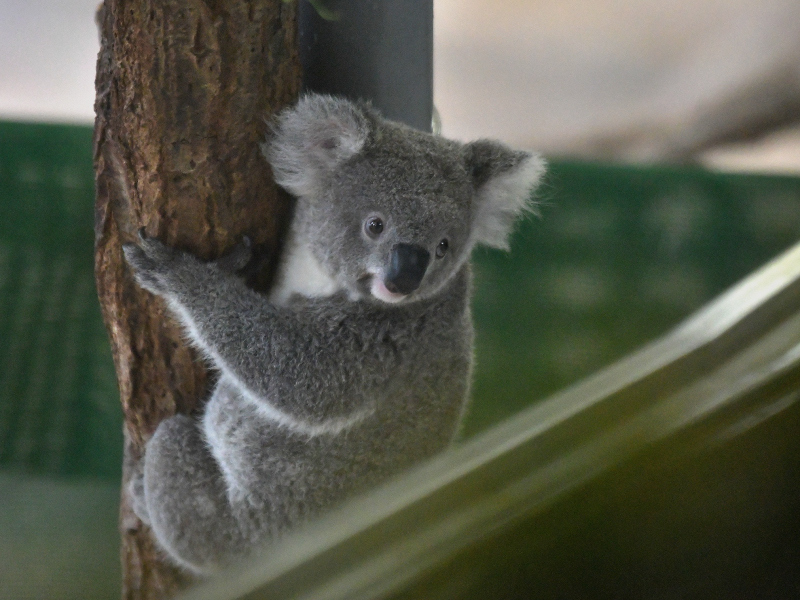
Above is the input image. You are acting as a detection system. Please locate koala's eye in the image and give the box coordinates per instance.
[436,238,449,259]
[365,216,384,238]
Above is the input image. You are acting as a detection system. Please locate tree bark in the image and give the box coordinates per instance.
[92,1,301,597]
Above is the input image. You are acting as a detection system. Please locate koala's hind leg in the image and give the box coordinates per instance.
[141,414,248,575]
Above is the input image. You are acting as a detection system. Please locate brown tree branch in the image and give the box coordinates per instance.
[93,1,301,597]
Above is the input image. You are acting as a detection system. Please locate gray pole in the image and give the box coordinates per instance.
[299,0,434,132]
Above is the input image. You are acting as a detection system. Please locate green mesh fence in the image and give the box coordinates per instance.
[0,122,121,480]
[2,121,800,477]
[467,162,800,434]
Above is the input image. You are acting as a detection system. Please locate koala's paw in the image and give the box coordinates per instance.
[212,235,253,274]
[122,229,181,297]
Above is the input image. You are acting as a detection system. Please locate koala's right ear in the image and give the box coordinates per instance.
[263,94,371,198]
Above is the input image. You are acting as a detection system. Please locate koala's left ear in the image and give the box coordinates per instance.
[463,140,546,250]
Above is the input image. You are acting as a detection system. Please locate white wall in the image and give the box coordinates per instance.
[1,0,799,172]
[0,0,99,123]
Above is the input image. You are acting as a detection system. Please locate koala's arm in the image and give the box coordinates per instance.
[123,234,385,427]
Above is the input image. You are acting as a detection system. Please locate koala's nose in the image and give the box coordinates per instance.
[385,243,431,295]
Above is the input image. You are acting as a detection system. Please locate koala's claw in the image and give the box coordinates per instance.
[123,233,179,296]
[122,242,155,274]
[123,243,164,294]
[214,236,253,273]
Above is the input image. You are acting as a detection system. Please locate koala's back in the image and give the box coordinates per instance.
[201,267,474,535]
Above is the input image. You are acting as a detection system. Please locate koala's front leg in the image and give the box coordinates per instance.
[124,232,374,427]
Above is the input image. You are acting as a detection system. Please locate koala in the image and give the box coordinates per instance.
[123,94,545,575]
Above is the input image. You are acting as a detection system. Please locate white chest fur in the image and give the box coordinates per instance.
[268,231,341,306]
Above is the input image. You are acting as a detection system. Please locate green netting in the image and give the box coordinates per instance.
[0,122,121,480]
[1,120,799,600]
[467,162,800,433]
[1,121,800,479]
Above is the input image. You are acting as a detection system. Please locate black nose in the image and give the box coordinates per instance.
[385,243,431,295]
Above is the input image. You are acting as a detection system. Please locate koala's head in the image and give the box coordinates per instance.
[265,94,545,304]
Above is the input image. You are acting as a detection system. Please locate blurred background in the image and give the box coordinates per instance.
[2,1,800,598]
[2,0,800,172]
[435,0,800,171]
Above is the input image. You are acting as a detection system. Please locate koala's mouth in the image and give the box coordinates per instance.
[372,278,408,303]
[358,273,408,304]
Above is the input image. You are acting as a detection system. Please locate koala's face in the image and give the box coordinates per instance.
[304,130,475,304]
[267,94,545,305]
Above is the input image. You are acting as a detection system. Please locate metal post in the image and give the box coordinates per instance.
[299,0,434,132]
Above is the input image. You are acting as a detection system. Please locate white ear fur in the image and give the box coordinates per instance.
[466,141,546,250]
[264,94,371,198]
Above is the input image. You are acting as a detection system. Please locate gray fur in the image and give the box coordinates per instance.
[123,94,545,575]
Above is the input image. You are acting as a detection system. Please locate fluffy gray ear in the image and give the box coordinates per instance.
[264,94,371,198]
[464,140,546,250]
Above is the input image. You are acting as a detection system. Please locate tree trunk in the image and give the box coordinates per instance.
[92,0,301,597]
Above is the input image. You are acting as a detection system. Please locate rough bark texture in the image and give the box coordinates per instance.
[92,1,301,597]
